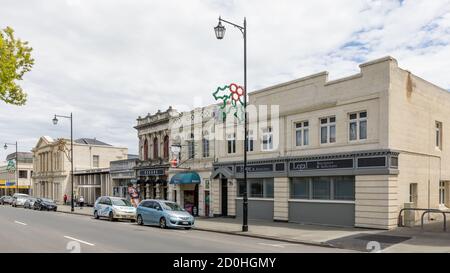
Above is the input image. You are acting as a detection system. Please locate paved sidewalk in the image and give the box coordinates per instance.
[56,205,450,252]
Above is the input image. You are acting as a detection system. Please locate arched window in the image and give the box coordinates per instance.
[188,133,195,159]
[163,135,169,159]
[202,131,210,158]
[153,137,159,159]
[143,138,148,160]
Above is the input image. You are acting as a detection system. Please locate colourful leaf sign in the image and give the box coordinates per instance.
[212,83,246,122]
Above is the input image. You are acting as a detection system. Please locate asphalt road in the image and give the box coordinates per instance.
[0,205,351,253]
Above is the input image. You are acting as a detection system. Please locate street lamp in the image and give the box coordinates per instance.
[214,16,249,232]
[4,141,19,194]
[53,113,74,212]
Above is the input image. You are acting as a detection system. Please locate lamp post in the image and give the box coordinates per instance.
[53,113,74,212]
[4,142,19,195]
[214,16,249,232]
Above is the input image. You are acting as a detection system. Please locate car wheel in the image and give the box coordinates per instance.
[137,215,144,225]
[108,211,116,222]
[130,219,136,223]
[94,210,99,219]
[159,217,167,229]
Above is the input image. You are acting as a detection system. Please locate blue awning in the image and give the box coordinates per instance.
[170,172,201,185]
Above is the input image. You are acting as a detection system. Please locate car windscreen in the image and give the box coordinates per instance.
[111,198,132,207]
[41,198,54,203]
[161,202,184,211]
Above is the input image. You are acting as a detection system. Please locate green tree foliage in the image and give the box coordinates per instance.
[0,26,34,105]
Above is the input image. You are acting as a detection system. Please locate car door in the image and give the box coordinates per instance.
[103,198,112,216]
[153,201,164,223]
[138,201,150,223]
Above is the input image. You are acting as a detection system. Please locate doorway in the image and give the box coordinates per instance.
[221,178,228,216]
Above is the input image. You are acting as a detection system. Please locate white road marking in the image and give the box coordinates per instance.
[64,236,95,246]
[14,221,27,226]
[257,243,297,248]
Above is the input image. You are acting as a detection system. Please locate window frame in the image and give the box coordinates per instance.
[227,133,236,154]
[409,183,418,206]
[349,111,368,142]
[261,127,273,151]
[295,121,309,147]
[289,176,355,202]
[436,121,443,150]
[320,117,336,144]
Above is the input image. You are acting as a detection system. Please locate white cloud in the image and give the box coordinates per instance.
[1,0,450,160]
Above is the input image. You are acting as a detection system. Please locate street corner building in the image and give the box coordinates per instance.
[211,56,450,229]
[0,152,33,195]
[31,136,128,204]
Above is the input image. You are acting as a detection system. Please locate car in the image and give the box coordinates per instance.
[0,196,13,205]
[33,198,57,211]
[23,197,37,209]
[136,199,195,229]
[93,196,136,222]
[12,193,30,207]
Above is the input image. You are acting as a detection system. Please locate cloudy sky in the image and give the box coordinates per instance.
[1,0,450,160]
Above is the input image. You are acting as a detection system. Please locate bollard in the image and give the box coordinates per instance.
[404,203,416,227]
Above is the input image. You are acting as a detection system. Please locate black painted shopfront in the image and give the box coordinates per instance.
[136,166,169,200]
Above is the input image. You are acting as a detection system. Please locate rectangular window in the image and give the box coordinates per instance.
[246,130,254,152]
[262,127,273,151]
[320,117,336,144]
[19,170,28,179]
[295,121,309,146]
[202,138,210,157]
[290,177,310,199]
[93,155,99,168]
[334,176,355,201]
[290,176,355,201]
[239,178,273,198]
[410,183,418,206]
[227,133,236,154]
[439,181,446,205]
[312,177,331,200]
[349,111,367,141]
[436,121,442,150]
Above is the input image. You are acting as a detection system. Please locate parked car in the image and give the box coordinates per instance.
[12,193,30,207]
[136,199,195,229]
[93,196,136,222]
[23,197,37,209]
[33,198,57,211]
[0,196,13,205]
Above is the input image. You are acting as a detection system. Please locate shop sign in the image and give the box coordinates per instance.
[138,168,165,176]
[290,159,354,171]
[236,164,273,173]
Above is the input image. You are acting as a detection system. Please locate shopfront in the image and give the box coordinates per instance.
[136,166,169,201]
[169,172,201,216]
[212,149,399,227]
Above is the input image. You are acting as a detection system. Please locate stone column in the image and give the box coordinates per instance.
[155,184,161,199]
[145,184,150,199]
[227,179,237,217]
[274,177,289,221]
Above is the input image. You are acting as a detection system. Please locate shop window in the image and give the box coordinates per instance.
[237,180,246,197]
[238,178,274,198]
[312,177,331,200]
[334,176,355,201]
[436,121,442,150]
[349,111,367,141]
[409,183,418,206]
[295,121,309,146]
[320,117,336,144]
[290,177,310,199]
[227,133,236,154]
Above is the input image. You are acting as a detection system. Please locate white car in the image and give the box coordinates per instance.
[12,193,30,207]
[93,196,136,222]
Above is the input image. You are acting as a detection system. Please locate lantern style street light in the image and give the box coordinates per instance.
[214,16,249,232]
[4,141,19,194]
[52,113,74,212]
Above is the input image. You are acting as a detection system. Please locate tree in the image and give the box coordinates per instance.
[0,26,34,105]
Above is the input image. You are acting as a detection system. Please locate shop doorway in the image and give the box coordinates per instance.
[204,191,210,217]
[221,178,228,216]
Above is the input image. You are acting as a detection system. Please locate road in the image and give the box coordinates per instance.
[0,205,352,253]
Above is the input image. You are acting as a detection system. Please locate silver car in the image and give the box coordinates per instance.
[24,197,37,209]
[93,196,136,222]
[12,193,30,207]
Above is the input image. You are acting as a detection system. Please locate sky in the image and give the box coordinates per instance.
[1,0,450,161]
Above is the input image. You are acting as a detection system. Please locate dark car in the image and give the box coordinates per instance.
[24,197,37,209]
[33,198,57,211]
[0,196,13,205]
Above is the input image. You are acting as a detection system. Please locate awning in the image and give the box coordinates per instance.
[170,172,201,185]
